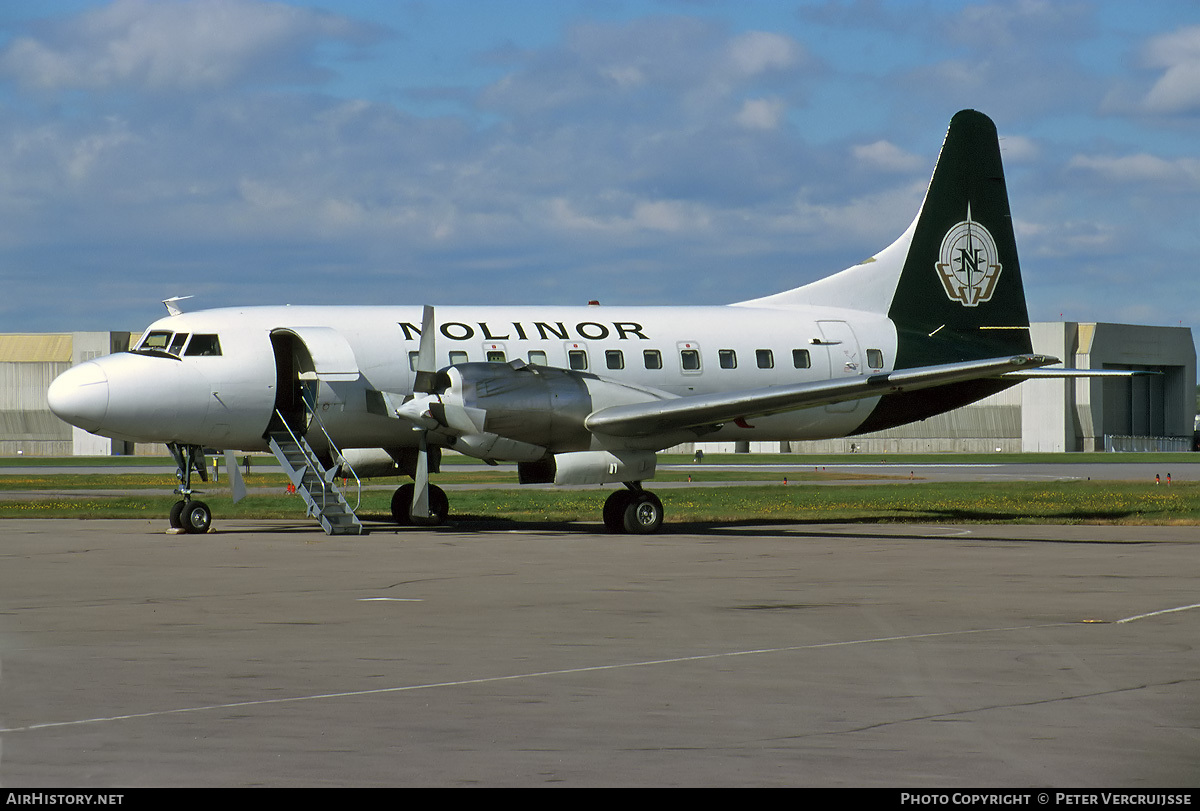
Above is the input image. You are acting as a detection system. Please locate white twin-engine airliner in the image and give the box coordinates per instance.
[48,110,1060,535]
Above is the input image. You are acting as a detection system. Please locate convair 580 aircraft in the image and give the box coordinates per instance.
[49,110,1060,535]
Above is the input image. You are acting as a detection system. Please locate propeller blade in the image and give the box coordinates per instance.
[411,430,431,519]
[413,305,439,394]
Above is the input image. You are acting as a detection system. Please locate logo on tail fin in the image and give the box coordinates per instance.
[935,204,1002,307]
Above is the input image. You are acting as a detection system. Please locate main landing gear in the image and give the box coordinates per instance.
[603,484,663,534]
[385,475,662,533]
[167,443,212,534]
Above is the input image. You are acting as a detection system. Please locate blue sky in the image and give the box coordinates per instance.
[2,0,1199,332]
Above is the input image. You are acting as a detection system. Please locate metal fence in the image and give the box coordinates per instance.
[1103,435,1193,452]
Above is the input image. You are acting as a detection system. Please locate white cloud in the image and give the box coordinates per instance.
[66,125,138,181]
[479,19,807,123]
[734,98,785,130]
[726,31,802,77]
[632,199,712,232]
[0,0,374,92]
[1018,218,1120,258]
[947,0,1092,47]
[779,180,928,248]
[1067,153,1200,186]
[1139,25,1200,114]
[546,195,713,236]
[602,65,645,88]
[997,134,1039,163]
[852,140,923,172]
[0,3,1196,333]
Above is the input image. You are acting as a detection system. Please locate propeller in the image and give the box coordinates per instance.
[401,305,438,522]
[393,305,490,523]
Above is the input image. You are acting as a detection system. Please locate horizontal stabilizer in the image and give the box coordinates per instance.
[586,354,1058,438]
[1003,368,1161,379]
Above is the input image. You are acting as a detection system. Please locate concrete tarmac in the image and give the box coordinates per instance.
[1,518,1198,787]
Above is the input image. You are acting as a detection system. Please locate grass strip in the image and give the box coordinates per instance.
[5,451,1199,468]
[5,480,1200,525]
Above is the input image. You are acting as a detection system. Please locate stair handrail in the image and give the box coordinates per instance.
[299,398,362,513]
[273,408,329,511]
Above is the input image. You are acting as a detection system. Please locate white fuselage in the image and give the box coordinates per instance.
[49,302,898,453]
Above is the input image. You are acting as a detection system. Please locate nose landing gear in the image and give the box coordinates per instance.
[168,443,212,534]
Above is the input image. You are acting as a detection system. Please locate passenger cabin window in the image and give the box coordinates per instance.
[756,349,774,369]
[605,349,624,370]
[486,350,506,363]
[568,349,588,371]
[449,351,468,365]
[680,349,701,371]
[643,350,663,370]
[528,350,547,365]
[184,334,222,356]
[866,349,884,369]
[408,351,420,371]
[718,349,737,369]
[793,349,811,369]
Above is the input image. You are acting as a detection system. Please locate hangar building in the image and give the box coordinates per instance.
[693,322,1196,455]
[2,321,1195,456]
[2,331,132,456]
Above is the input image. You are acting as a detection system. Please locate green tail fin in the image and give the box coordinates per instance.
[889,109,1032,368]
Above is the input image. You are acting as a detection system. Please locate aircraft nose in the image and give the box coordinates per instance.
[47,362,110,433]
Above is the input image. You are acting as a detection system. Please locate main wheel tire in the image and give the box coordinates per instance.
[411,484,449,526]
[182,500,212,534]
[622,492,663,535]
[603,490,635,533]
[392,483,449,526]
[429,485,449,523]
[391,484,414,525]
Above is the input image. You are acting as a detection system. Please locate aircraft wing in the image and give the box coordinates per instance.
[585,354,1058,438]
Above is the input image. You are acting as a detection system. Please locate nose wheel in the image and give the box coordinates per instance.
[170,498,212,534]
[603,486,663,534]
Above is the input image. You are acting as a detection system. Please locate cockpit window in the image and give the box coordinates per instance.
[140,331,173,351]
[184,334,222,356]
[135,330,216,358]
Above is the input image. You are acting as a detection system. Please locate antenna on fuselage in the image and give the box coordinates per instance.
[162,296,193,317]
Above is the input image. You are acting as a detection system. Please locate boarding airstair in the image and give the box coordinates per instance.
[267,410,364,536]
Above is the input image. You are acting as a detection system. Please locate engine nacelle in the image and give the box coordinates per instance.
[451,432,546,462]
[549,450,657,485]
[335,447,407,479]
[440,362,671,455]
